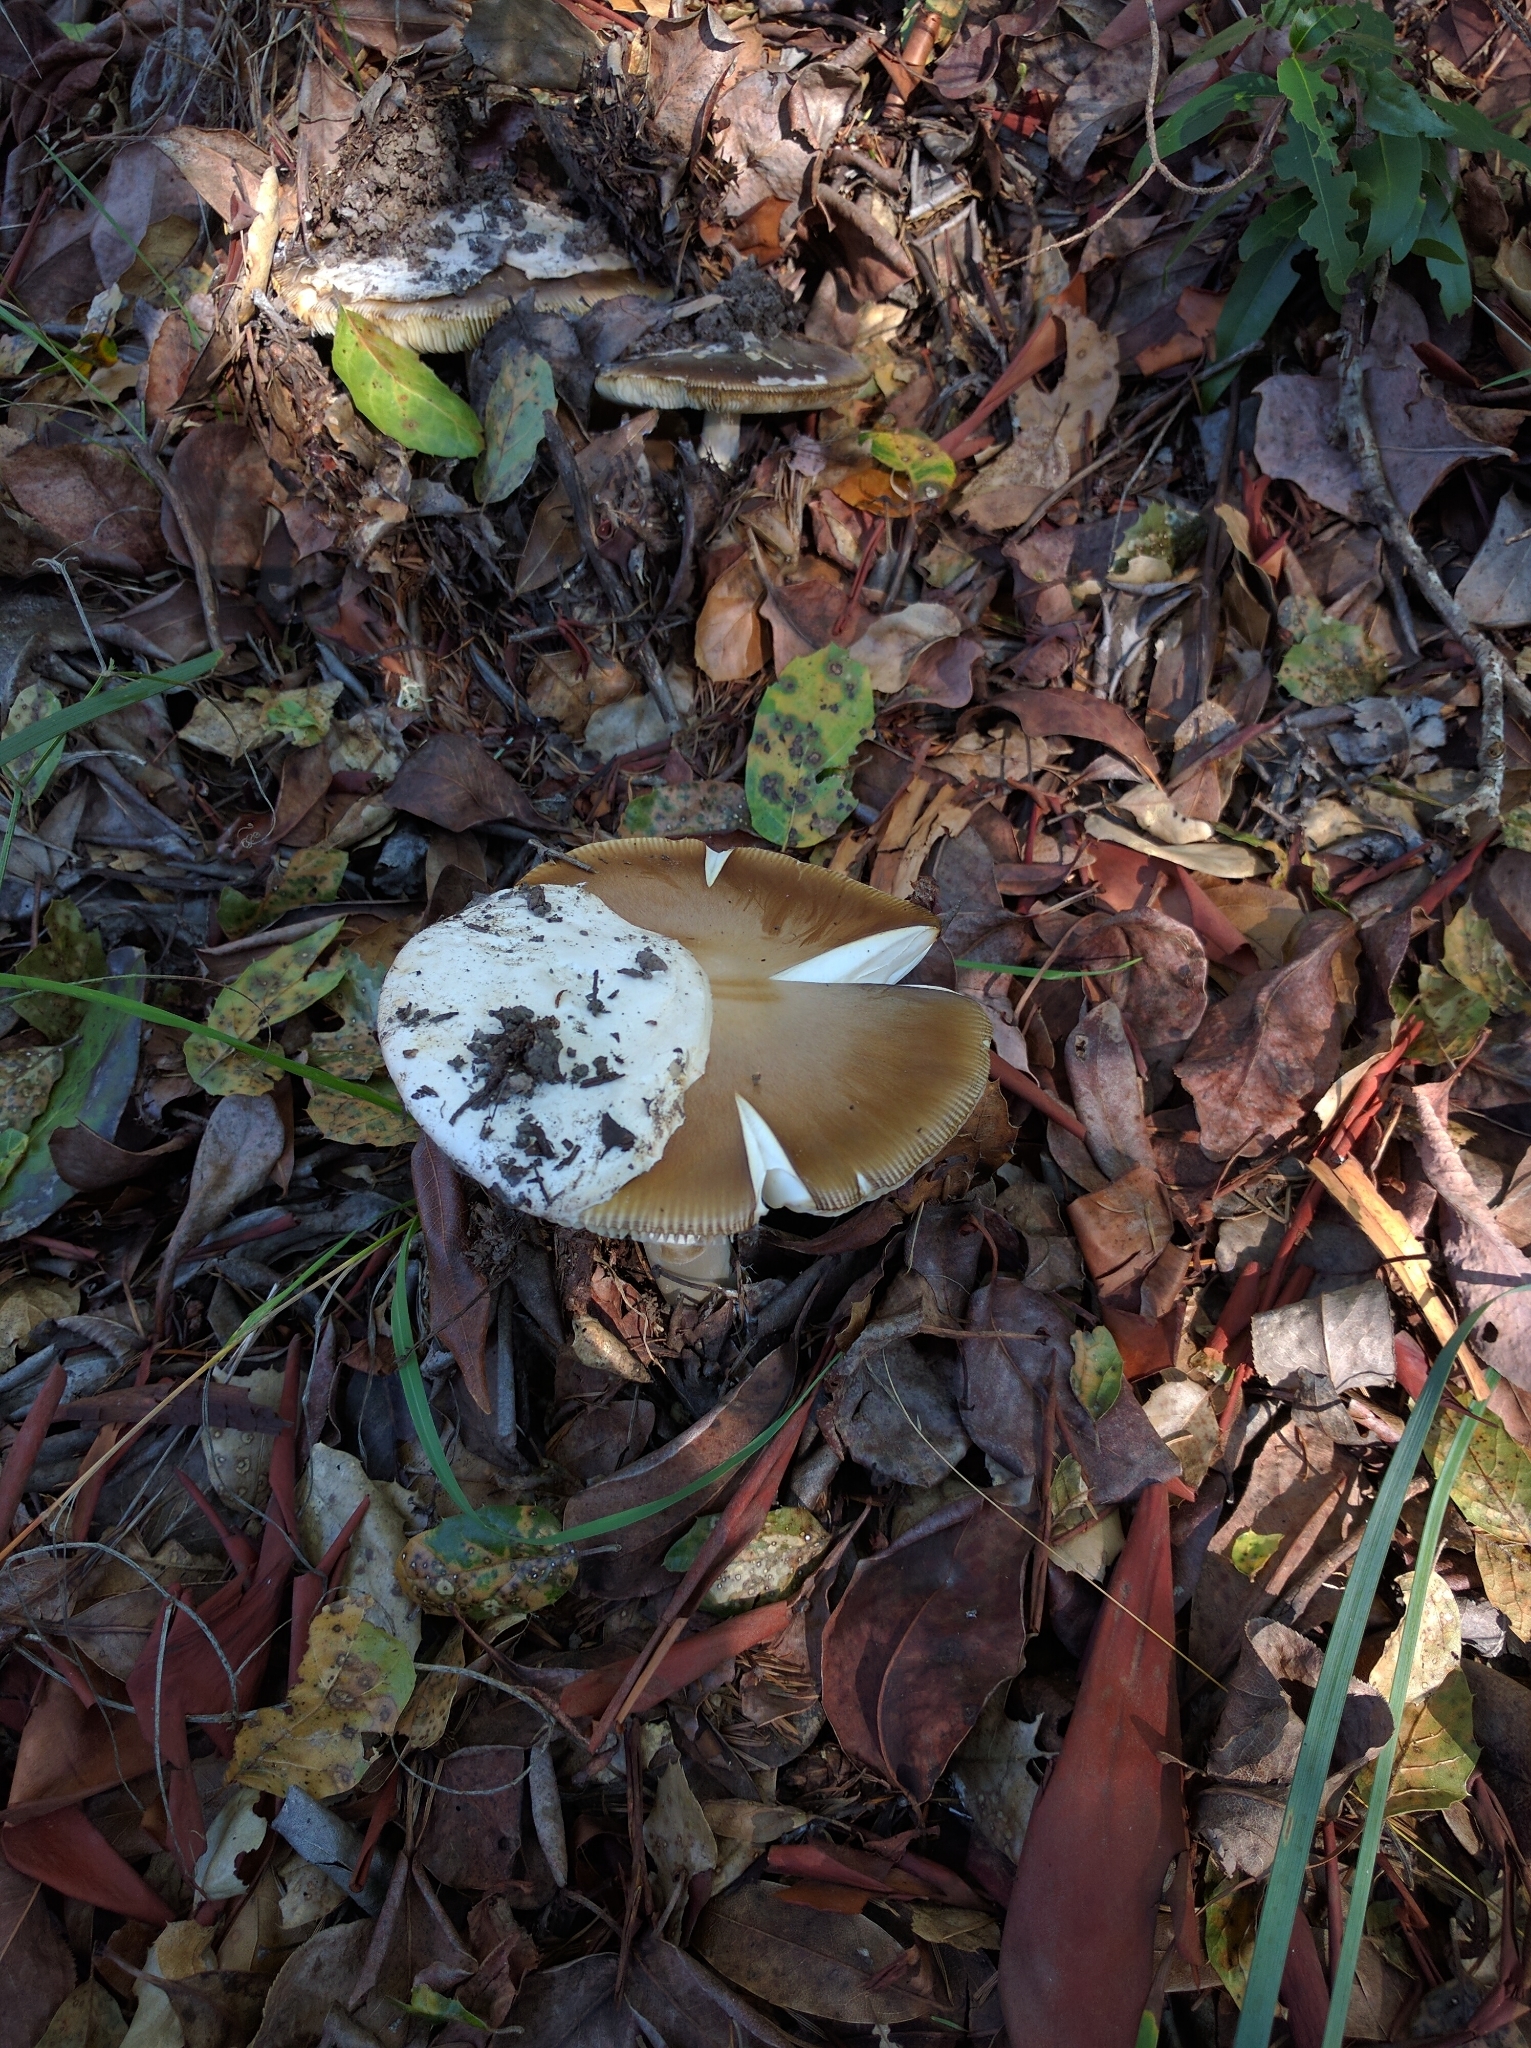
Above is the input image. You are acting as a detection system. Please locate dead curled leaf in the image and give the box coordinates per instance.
[1174,911,1356,1159]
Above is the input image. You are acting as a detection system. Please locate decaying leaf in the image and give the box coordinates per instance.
[231,1595,415,1798]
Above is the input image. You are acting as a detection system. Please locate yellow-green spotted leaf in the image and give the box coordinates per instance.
[1443,904,1531,1016]
[746,643,874,849]
[1070,1325,1123,1419]
[1358,1667,1478,1814]
[3,683,65,801]
[1230,1529,1283,1579]
[219,847,348,943]
[12,900,106,1044]
[306,1074,416,1147]
[1402,963,1491,1063]
[858,427,956,503]
[331,308,484,459]
[1432,1404,1531,1637]
[186,919,346,1097]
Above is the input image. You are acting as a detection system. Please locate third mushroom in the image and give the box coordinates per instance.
[377,839,991,1288]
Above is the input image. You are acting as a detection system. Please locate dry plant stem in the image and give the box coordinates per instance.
[541,410,680,730]
[136,449,226,657]
[1486,0,1531,65]
[1337,348,1527,825]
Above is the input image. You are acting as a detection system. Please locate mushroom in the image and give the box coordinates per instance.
[274,197,653,352]
[594,338,865,467]
[377,839,990,1288]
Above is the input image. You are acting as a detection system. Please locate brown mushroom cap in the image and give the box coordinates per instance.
[521,838,991,1239]
[594,338,866,417]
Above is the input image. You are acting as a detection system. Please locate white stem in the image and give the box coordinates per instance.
[699,412,742,467]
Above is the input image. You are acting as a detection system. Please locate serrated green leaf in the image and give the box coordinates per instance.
[1069,1326,1123,1420]
[475,347,554,504]
[1277,54,1338,148]
[745,643,875,849]
[1276,593,1387,704]
[331,308,484,459]
[1275,127,1358,294]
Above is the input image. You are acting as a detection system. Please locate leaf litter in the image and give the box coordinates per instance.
[5,0,1531,2045]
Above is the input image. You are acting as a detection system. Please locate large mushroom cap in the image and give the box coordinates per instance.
[274,198,646,350]
[594,338,865,417]
[518,839,991,1239]
[377,885,711,1222]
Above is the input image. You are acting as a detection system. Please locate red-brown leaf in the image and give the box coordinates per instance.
[412,1136,493,1411]
[1000,1483,1184,2048]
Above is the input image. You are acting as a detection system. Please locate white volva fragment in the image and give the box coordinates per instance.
[377,887,710,1226]
[703,847,732,887]
[735,1096,813,1213]
[770,925,936,986]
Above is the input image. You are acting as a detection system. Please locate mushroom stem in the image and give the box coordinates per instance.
[642,1235,734,1301]
[698,412,742,467]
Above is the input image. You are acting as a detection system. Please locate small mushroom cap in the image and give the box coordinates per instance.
[376,886,711,1225]
[522,839,992,1240]
[594,339,866,417]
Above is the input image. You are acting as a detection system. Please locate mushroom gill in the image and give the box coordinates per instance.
[521,839,992,1240]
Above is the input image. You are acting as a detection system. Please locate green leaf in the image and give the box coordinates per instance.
[331,308,484,459]
[1214,235,1305,367]
[1069,1326,1123,1420]
[474,347,554,504]
[1276,54,1338,149]
[1239,190,1314,258]
[1277,593,1387,704]
[1275,127,1358,294]
[1130,74,1281,176]
[1361,64,1452,137]
[0,948,146,1241]
[1417,180,1473,317]
[1353,132,1424,268]
[746,643,875,849]
[185,919,348,1096]
[1206,1878,1260,2005]
[1431,94,1531,170]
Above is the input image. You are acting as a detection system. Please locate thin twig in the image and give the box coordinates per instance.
[541,411,680,731]
[134,448,227,659]
[1336,300,1531,825]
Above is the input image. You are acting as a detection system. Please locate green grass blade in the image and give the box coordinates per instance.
[0,973,400,1111]
[0,659,218,776]
[391,1222,483,1521]
[1232,1305,1487,2046]
[1319,1368,1499,2047]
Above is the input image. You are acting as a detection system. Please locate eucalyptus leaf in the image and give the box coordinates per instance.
[331,308,484,459]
